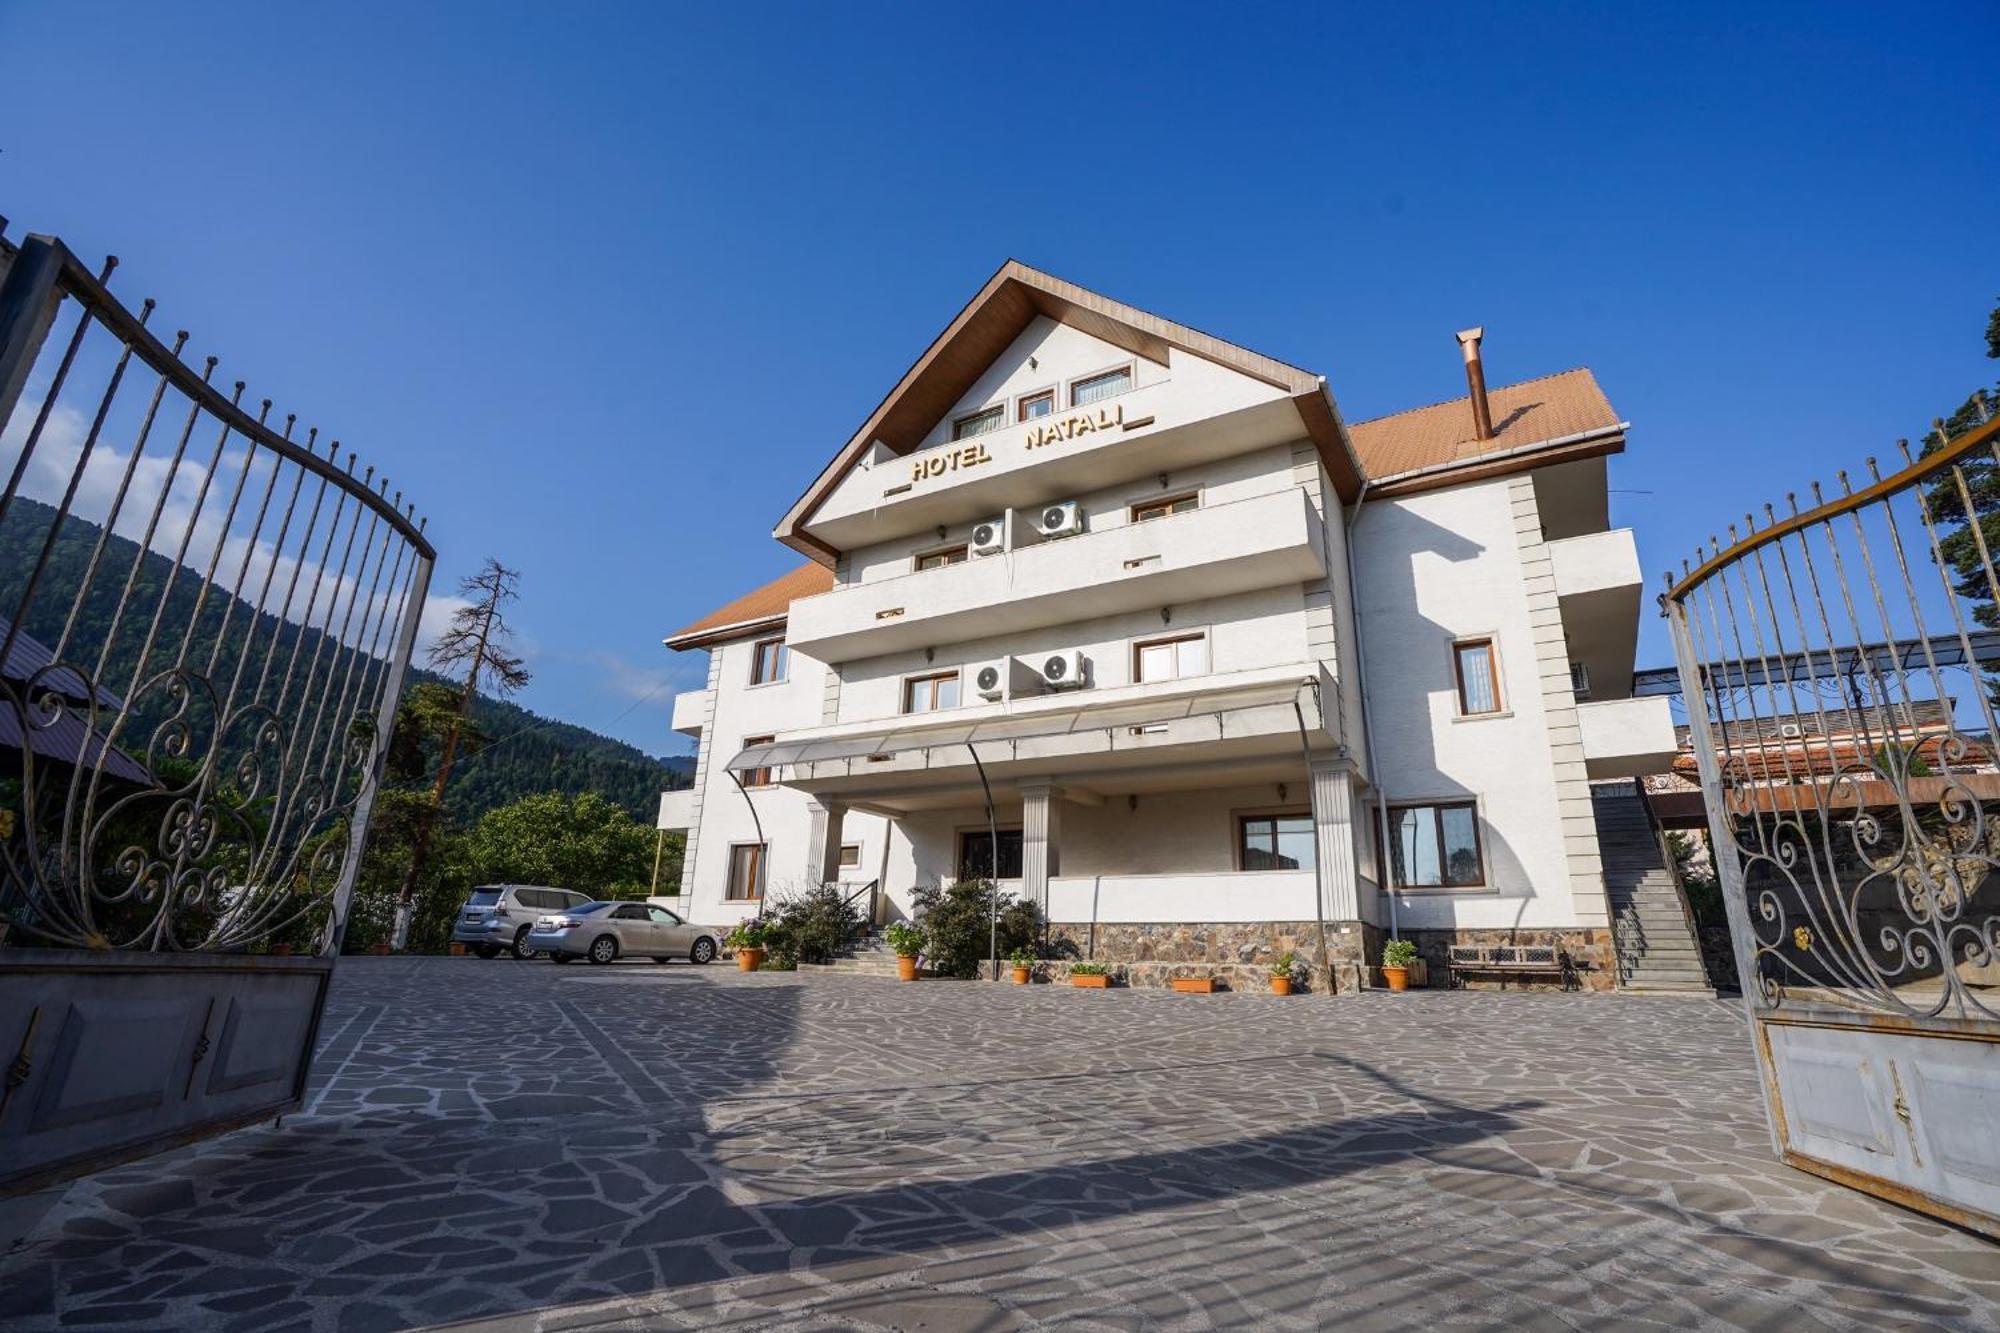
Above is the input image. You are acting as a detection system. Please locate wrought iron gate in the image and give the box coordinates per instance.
[1664,408,2000,1237]
[0,228,432,1191]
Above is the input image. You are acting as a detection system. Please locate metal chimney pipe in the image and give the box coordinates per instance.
[1456,326,1493,441]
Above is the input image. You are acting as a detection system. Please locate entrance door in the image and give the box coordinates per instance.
[1664,410,2000,1237]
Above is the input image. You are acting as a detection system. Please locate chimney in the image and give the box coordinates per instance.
[1456,326,1493,441]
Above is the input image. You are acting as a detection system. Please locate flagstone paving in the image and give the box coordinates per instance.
[2,956,1996,1331]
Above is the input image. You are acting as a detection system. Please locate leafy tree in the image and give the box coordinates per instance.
[1917,299,2000,641]
[394,558,530,945]
[461,791,658,899]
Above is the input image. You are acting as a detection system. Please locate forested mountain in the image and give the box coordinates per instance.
[0,497,687,820]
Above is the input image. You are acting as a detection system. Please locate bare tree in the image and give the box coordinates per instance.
[391,558,529,949]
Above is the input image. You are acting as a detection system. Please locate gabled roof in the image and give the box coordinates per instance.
[664,562,832,651]
[1347,368,1625,495]
[774,260,1364,565]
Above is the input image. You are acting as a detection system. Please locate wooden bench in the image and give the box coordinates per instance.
[1447,945,1571,990]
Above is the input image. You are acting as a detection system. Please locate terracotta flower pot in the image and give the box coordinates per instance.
[272,942,294,957]
[896,955,919,981]
[370,942,390,956]
[1011,966,1030,985]
[737,947,764,972]
[1170,977,1215,994]
[1383,965,1410,993]
[1270,976,1292,997]
[1071,974,1109,988]
[448,942,466,957]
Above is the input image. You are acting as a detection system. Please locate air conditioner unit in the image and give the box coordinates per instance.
[1778,722,1805,740]
[970,517,1007,556]
[1039,650,1089,690]
[1568,661,1591,700]
[1035,501,1083,539]
[971,657,1037,701]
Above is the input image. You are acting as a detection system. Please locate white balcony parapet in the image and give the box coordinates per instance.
[657,788,696,831]
[670,689,710,739]
[1548,527,1643,700]
[787,487,1325,663]
[1576,695,1677,779]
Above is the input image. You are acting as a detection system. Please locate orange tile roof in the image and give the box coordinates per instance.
[1347,368,1621,479]
[666,562,833,648]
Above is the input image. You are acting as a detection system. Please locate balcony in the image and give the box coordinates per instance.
[1576,695,1677,779]
[670,689,709,739]
[657,788,696,830]
[786,487,1325,663]
[1548,527,1643,699]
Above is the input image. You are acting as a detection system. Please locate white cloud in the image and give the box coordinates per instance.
[589,650,681,703]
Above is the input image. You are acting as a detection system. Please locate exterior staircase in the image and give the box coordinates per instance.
[793,929,908,978]
[1593,782,1717,996]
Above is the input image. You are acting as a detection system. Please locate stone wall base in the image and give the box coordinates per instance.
[1037,920,1613,993]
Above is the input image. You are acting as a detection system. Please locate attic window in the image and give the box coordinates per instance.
[952,406,1004,441]
[1071,366,1132,407]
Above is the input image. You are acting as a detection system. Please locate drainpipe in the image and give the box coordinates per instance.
[1342,479,1401,943]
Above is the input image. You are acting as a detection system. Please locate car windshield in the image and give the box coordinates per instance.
[468,890,502,906]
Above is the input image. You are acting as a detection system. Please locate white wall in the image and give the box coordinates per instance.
[1350,476,1579,932]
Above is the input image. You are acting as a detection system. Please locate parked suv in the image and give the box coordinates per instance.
[453,884,593,959]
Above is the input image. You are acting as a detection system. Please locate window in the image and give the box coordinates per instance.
[838,843,863,869]
[1387,802,1485,889]
[915,545,968,571]
[1134,633,1207,684]
[611,903,647,920]
[959,828,1023,880]
[1239,813,1316,872]
[1071,366,1132,407]
[902,670,960,714]
[952,405,1004,440]
[740,735,775,788]
[726,843,766,900]
[1017,389,1054,421]
[751,637,788,685]
[1453,638,1501,715]
[1132,493,1198,523]
[647,905,683,926]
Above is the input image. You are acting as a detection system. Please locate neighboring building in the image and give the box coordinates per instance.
[659,262,1675,989]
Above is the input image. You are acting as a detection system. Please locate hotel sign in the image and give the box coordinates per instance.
[909,440,993,483]
[903,403,1146,488]
[1026,403,1123,449]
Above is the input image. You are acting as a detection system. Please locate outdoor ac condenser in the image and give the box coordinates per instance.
[972,657,1037,701]
[1035,501,1083,538]
[970,517,1007,556]
[1039,650,1089,690]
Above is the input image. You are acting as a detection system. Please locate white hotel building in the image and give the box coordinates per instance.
[657,262,1678,990]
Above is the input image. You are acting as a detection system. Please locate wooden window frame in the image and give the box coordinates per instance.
[956,825,1025,881]
[1132,630,1209,685]
[749,637,788,686]
[1234,809,1316,873]
[1383,800,1487,890]
[739,734,776,789]
[901,669,961,715]
[1452,636,1502,716]
[1131,492,1199,523]
[913,544,969,572]
[725,842,767,901]
[1016,388,1055,422]
[1068,362,1135,409]
[951,404,1004,441]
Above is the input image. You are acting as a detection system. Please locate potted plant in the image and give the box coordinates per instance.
[886,921,925,980]
[1007,946,1035,985]
[1381,938,1419,992]
[1269,951,1297,997]
[1170,973,1217,994]
[1069,961,1111,989]
[727,919,768,972]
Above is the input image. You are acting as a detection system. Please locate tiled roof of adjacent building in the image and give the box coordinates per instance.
[665,562,833,648]
[1346,368,1621,480]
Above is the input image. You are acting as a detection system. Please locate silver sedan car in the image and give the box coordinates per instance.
[527,901,721,966]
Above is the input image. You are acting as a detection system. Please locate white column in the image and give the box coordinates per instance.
[1020,781,1062,916]
[1308,759,1363,922]
[804,798,847,888]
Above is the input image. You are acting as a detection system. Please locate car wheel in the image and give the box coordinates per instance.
[549,952,572,964]
[472,944,499,959]
[690,937,715,965]
[512,927,539,961]
[587,935,618,965]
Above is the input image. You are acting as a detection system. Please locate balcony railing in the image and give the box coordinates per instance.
[786,487,1326,663]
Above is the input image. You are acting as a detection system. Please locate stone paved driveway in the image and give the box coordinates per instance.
[2,958,1997,1331]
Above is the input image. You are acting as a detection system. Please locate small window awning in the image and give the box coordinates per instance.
[725,674,1321,775]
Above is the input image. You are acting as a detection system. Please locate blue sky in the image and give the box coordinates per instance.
[3,2,1995,756]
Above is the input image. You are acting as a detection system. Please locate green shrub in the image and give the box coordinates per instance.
[1007,946,1036,967]
[1269,950,1298,979]
[884,920,925,957]
[1069,961,1109,977]
[760,881,861,967]
[1382,938,1419,969]
[910,878,1043,978]
[726,919,768,949]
